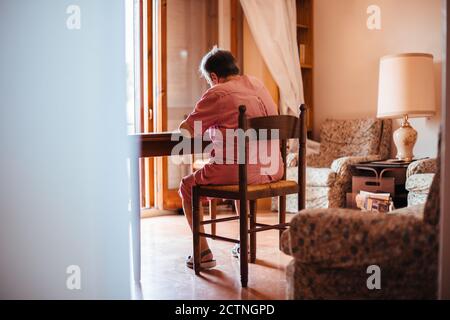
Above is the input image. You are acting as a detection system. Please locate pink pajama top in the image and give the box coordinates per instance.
[183,75,284,187]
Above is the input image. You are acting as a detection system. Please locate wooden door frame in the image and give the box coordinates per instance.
[154,0,168,209]
[138,0,146,208]
[137,0,155,209]
[155,0,226,210]
[145,0,155,208]
[230,0,243,69]
[440,0,450,300]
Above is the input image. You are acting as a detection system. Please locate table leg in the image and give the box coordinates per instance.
[130,156,141,283]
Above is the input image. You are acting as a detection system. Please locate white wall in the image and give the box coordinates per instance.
[314,0,442,158]
[0,0,133,299]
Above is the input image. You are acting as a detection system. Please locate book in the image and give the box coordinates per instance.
[299,44,306,65]
[355,191,394,213]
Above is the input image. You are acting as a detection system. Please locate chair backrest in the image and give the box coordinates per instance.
[237,104,307,210]
[319,118,392,162]
[424,132,441,226]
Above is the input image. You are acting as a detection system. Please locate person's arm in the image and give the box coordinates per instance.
[178,120,194,137]
[178,91,220,138]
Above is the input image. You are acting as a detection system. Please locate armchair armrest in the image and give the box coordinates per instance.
[407,158,437,178]
[330,155,381,177]
[287,153,330,168]
[281,207,437,268]
[287,139,322,168]
[305,153,324,168]
[287,153,298,168]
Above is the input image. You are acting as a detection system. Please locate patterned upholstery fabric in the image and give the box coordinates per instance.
[407,158,437,178]
[289,167,338,210]
[312,118,392,168]
[408,193,429,207]
[282,205,430,267]
[305,167,336,187]
[406,174,435,194]
[273,118,391,211]
[406,173,435,206]
[424,143,441,227]
[405,158,437,207]
[281,134,441,300]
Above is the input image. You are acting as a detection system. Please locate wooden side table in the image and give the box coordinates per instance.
[348,160,413,209]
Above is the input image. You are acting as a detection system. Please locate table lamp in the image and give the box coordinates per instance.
[377,53,436,162]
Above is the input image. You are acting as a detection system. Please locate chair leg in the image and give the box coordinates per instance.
[278,195,286,250]
[192,187,201,275]
[209,199,217,239]
[239,200,248,287]
[249,200,257,263]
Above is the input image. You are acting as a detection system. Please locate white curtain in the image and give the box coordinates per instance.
[240,0,304,115]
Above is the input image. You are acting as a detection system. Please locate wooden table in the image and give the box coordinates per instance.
[348,160,414,209]
[129,132,211,283]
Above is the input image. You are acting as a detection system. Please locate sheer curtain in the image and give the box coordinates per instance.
[240,0,304,116]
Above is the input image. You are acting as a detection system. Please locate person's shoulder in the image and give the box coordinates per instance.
[241,75,264,88]
[200,75,265,100]
[199,86,223,102]
[201,83,231,99]
[243,75,263,86]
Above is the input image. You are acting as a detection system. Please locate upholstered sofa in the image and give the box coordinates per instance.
[281,139,441,299]
[406,158,437,206]
[273,118,392,211]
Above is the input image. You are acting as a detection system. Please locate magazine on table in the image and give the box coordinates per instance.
[355,191,395,213]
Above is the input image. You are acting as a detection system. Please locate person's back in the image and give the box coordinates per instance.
[186,74,282,177]
[178,48,283,269]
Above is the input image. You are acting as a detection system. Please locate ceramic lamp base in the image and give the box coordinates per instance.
[393,116,417,162]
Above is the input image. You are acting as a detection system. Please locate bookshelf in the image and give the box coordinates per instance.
[297,0,313,134]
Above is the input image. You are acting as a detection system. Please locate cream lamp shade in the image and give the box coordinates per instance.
[377,53,436,161]
[377,53,436,119]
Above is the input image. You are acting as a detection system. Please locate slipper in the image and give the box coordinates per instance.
[231,244,250,258]
[186,249,217,270]
[231,244,240,258]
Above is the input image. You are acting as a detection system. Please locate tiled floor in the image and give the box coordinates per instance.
[140,208,293,300]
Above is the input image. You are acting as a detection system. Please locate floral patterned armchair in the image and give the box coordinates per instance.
[273,118,392,211]
[406,158,437,206]
[281,136,441,299]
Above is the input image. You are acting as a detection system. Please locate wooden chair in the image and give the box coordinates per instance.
[191,157,219,237]
[192,104,307,287]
